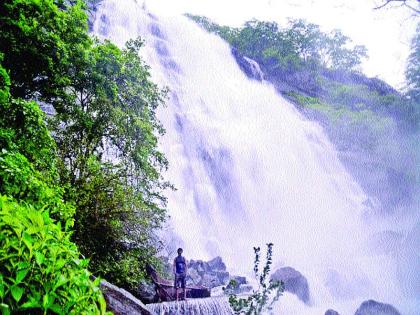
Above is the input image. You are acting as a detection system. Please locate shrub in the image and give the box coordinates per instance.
[0,195,108,314]
[224,243,284,315]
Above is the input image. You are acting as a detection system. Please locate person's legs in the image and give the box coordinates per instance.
[181,275,186,300]
[174,275,179,301]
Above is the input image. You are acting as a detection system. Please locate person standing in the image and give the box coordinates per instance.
[173,248,187,301]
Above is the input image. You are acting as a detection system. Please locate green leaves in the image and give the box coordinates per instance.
[189,15,367,73]
[15,268,29,284]
[0,195,108,313]
[10,286,24,302]
[0,0,90,100]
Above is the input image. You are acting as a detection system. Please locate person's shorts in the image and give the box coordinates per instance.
[174,273,186,289]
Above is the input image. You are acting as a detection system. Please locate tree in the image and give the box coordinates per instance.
[406,23,420,101]
[0,0,90,100]
[49,38,170,290]
[324,30,368,70]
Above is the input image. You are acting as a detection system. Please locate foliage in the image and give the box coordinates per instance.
[0,60,74,224]
[224,244,284,315]
[0,149,75,224]
[0,98,58,179]
[1,0,170,293]
[0,195,108,314]
[0,0,90,100]
[188,15,368,73]
[0,54,105,313]
[47,37,170,291]
[188,14,418,132]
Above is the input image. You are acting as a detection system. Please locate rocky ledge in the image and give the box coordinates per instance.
[100,280,152,315]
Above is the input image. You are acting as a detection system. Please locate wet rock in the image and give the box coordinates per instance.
[271,267,310,304]
[325,309,340,315]
[208,256,227,271]
[188,268,202,286]
[354,300,401,315]
[186,256,230,288]
[135,280,158,304]
[100,280,151,314]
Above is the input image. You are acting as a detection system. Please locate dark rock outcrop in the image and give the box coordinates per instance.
[354,300,401,315]
[100,280,152,315]
[271,266,310,304]
[187,256,230,288]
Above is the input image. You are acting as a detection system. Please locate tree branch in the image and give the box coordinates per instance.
[373,0,420,14]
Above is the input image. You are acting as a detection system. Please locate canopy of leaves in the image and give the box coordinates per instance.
[187,15,368,72]
[0,0,90,100]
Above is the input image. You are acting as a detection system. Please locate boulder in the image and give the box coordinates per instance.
[135,280,158,304]
[100,280,152,315]
[325,309,340,315]
[271,267,310,304]
[186,257,230,288]
[214,270,230,285]
[186,268,202,286]
[201,273,222,288]
[354,300,401,315]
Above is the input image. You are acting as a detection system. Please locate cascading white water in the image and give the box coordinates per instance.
[92,1,418,313]
[147,298,234,315]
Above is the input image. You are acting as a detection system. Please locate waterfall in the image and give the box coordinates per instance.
[147,298,234,315]
[91,1,418,314]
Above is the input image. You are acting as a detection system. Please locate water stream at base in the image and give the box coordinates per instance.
[147,298,233,315]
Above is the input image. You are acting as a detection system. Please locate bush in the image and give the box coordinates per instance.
[224,243,284,315]
[0,148,75,224]
[0,195,108,314]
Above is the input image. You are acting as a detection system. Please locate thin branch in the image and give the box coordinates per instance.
[373,0,420,14]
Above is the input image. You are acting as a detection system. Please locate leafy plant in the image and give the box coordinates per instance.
[225,243,284,315]
[0,195,108,314]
